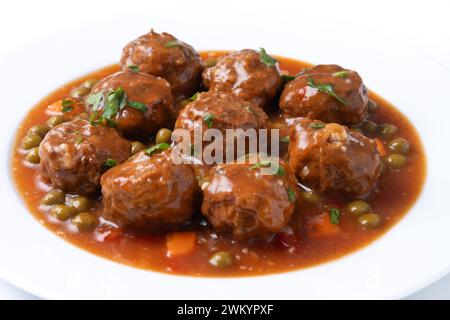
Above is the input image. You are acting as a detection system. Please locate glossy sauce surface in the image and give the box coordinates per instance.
[11,51,426,276]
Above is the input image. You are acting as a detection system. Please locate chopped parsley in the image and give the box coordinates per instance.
[75,135,83,144]
[128,101,148,112]
[329,208,340,225]
[259,48,277,67]
[281,74,296,82]
[307,77,348,105]
[61,99,74,113]
[164,40,180,48]
[189,92,200,101]
[86,92,103,110]
[203,113,215,128]
[333,70,348,78]
[251,160,285,177]
[128,65,140,72]
[104,158,117,168]
[309,123,326,129]
[287,187,296,203]
[250,160,272,170]
[280,136,290,143]
[245,106,255,114]
[86,87,148,126]
[145,142,170,155]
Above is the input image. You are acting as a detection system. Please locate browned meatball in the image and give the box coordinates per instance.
[120,30,204,100]
[89,71,173,139]
[202,49,282,109]
[288,118,381,197]
[280,65,368,125]
[39,120,131,195]
[100,149,200,229]
[174,91,269,162]
[201,158,298,240]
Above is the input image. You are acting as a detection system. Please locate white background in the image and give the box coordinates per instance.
[0,0,449,299]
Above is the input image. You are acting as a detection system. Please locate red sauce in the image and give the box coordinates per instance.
[11,51,426,276]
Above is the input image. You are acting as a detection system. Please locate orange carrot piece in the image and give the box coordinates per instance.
[47,98,83,115]
[374,138,387,156]
[307,213,341,238]
[47,99,64,113]
[166,231,197,257]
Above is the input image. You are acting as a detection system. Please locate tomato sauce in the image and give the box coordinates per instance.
[11,52,426,276]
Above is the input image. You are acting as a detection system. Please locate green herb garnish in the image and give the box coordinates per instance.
[309,123,326,129]
[287,187,296,203]
[61,99,74,113]
[75,135,83,144]
[164,40,180,48]
[333,71,348,78]
[203,113,215,128]
[329,208,340,224]
[86,92,103,110]
[245,106,255,114]
[281,74,296,82]
[259,48,277,67]
[250,160,272,170]
[280,136,290,143]
[145,142,170,155]
[307,77,348,105]
[128,65,140,72]
[128,101,148,112]
[104,158,117,168]
[189,92,200,101]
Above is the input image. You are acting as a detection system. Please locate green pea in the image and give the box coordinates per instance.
[71,212,99,230]
[70,86,90,99]
[367,100,378,112]
[209,251,233,268]
[131,141,146,155]
[28,124,50,138]
[22,134,42,150]
[379,124,398,138]
[41,190,66,206]
[388,138,410,155]
[81,79,98,90]
[361,120,378,134]
[47,115,67,127]
[300,191,320,204]
[25,147,40,164]
[358,213,381,228]
[50,205,78,221]
[386,154,407,169]
[347,200,370,216]
[67,196,92,213]
[155,128,173,144]
[204,58,218,68]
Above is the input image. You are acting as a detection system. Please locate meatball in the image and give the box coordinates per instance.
[288,118,381,197]
[39,120,131,195]
[89,71,173,139]
[101,149,200,229]
[174,91,269,162]
[202,49,282,109]
[280,64,368,125]
[201,158,298,240]
[120,30,204,100]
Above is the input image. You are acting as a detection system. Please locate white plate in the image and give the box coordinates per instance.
[1,11,450,299]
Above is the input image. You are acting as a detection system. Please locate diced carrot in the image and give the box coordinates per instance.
[374,138,387,156]
[166,231,197,257]
[306,213,341,238]
[47,98,84,115]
